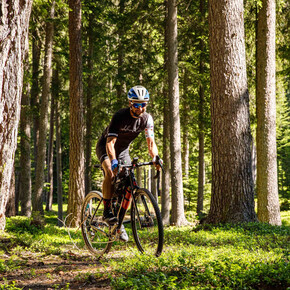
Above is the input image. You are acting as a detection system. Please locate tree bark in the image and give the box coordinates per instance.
[116,0,126,100]
[151,167,158,201]
[162,98,171,225]
[0,0,33,230]
[30,21,41,169]
[167,0,187,226]
[207,0,257,223]
[5,166,16,217]
[197,1,205,214]
[256,0,281,225]
[33,0,55,214]
[54,64,63,227]
[182,69,190,180]
[19,54,32,217]
[46,93,54,211]
[161,0,171,226]
[67,0,85,227]
[85,15,93,196]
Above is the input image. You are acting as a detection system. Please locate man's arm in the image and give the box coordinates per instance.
[147,137,161,170]
[146,137,158,159]
[106,136,117,161]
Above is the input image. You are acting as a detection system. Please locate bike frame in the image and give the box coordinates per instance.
[112,159,154,234]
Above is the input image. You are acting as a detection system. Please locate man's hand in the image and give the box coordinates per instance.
[152,155,163,171]
[111,159,119,175]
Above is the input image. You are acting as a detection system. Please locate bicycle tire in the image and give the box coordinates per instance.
[81,191,112,258]
[131,188,164,256]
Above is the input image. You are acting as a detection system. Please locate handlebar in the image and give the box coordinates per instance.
[118,157,164,179]
[94,156,164,179]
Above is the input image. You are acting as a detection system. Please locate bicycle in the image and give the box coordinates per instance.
[81,156,164,259]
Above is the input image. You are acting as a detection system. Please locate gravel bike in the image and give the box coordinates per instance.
[81,157,164,259]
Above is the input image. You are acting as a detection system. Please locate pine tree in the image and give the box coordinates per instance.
[256,0,281,225]
[207,0,257,223]
[0,0,33,230]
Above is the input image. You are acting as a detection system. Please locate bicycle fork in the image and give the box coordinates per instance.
[111,187,132,237]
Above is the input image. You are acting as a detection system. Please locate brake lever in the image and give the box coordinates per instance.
[153,157,164,179]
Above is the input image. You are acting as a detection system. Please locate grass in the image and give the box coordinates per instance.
[0,206,289,289]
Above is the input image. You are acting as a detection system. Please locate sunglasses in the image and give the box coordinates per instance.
[132,102,147,108]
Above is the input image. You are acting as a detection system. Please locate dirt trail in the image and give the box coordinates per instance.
[0,249,112,289]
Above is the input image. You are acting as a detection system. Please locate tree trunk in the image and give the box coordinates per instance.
[182,69,190,180]
[5,166,16,217]
[31,23,41,170]
[67,0,85,227]
[55,68,63,227]
[167,0,187,226]
[46,93,55,211]
[0,0,33,230]
[207,0,257,223]
[137,166,142,187]
[19,54,32,217]
[197,1,205,214]
[162,98,171,225]
[256,0,281,225]
[85,15,93,196]
[151,167,158,201]
[161,1,171,226]
[33,0,55,214]
[116,0,126,100]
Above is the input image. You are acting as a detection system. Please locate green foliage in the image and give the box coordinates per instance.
[0,280,23,290]
[109,222,290,289]
[1,208,289,288]
[1,213,83,264]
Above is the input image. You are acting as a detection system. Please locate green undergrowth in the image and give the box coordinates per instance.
[108,222,290,289]
[0,210,84,260]
[1,209,289,289]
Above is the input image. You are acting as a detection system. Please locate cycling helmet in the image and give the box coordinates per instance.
[128,85,150,102]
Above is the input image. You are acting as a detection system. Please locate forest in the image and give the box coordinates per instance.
[0,0,289,289]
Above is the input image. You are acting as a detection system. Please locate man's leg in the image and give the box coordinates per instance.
[101,159,117,224]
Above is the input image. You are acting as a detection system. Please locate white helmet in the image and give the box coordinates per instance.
[128,85,150,102]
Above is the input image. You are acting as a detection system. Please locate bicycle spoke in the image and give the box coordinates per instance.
[131,189,163,256]
[81,191,112,258]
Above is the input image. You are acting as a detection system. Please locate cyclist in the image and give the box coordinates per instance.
[96,85,161,242]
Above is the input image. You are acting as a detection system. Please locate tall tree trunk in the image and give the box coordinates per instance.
[0,0,33,230]
[46,94,55,211]
[54,65,63,227]
[5,166,16,217]
[167,0,187,226]
[162,98,171,225]
[182,69,190,180]
[67,0,85,227]
[85,15,93,196]
[161,0,171,226]
[207,0,257,223]
[31,23,41,170]
[116,0,125,100]
[33,0,55,214]
[151,167,157,201]
[19,54,32,217]
[197,1,205,214]
[256,0,281,225]
[137,166,142,187]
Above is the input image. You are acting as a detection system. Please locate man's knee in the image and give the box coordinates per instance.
[102,159,114,181]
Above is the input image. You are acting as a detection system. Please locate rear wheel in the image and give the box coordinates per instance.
[131,188,164,256]
[81,191,112,258]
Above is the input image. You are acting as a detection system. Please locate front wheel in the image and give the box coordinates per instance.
[81,191,112,258]
[131,188,164,256]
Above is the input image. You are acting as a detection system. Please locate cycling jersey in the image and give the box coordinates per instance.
[96,107,154,164]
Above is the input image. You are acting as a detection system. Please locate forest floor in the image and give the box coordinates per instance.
[1,210,289,290]
[0,245,112,289]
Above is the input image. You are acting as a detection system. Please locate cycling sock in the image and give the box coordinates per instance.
[103,198,111,211]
